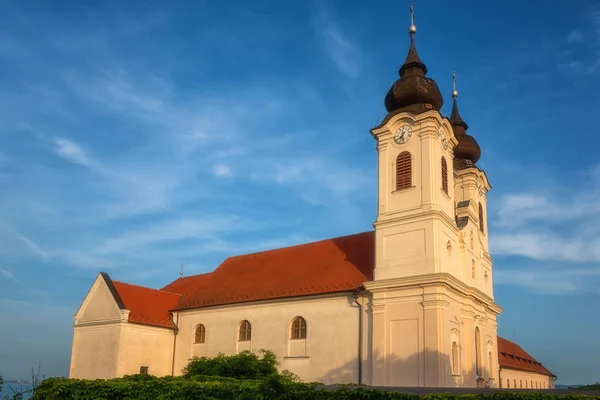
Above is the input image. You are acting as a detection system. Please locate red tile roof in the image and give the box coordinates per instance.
[160,273,212,298]
[498,336,555,377]
[111,281,182,329]
[170,231,374,311]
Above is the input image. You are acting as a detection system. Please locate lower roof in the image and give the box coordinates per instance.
[497,336,555,377]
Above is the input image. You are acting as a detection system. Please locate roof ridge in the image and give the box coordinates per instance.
[113,280,182,297]
[224,230,374,261]
[163,271,212,283]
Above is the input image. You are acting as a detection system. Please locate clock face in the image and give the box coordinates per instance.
[393,125,412,144]
[440,131,449,150]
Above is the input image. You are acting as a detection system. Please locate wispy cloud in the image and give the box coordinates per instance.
[0,268,18,282]
[495,267,600,295]
[312,7,362,78]
[567,30,585,43]
[490,162,600,294]
[55,138,95,168]
[212,164,232,178]
[15,233,50,261]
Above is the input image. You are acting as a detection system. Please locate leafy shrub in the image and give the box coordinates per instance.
[182,349,291,381]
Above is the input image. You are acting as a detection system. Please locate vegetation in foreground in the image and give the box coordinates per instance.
[17,351,600,399]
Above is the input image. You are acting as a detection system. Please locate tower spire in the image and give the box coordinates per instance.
[399,2,427,76]
[449,72,481,168]
[384,3,442,114]
[450,72,468,130]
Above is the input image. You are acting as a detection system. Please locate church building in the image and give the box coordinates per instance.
[69,6,556,389]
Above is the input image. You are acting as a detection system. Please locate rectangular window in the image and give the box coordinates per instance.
[139,366,149,374]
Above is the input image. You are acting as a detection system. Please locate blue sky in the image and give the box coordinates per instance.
[1,0,599,385]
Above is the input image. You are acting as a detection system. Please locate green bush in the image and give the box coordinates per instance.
[182,349,291,381]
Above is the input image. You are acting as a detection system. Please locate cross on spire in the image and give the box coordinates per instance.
[408,3,417,35]
[452,71,458,98]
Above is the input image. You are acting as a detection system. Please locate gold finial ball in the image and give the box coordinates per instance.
[452,89,459,98]
[409,24,417,34]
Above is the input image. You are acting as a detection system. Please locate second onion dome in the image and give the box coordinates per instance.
[450,75,481,169]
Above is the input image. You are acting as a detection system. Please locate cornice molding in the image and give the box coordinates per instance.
[375,208,458,233]
[422,299,450,310]
[364,273,502,315]
[74,318,123,328]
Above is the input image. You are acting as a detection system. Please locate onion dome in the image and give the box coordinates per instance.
[450,74,481,169]
[384,5,443,115]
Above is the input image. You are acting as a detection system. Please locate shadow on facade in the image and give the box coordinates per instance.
[317,349,486,388]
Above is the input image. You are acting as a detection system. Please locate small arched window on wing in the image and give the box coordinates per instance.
[194,324,206,344]
[290,316,307,340]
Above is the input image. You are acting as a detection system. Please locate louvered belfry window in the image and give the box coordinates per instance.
[478,202,484,233]
[441,156,448,194]
[396,151,412,190]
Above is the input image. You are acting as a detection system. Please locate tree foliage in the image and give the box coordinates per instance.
[576,382,600,390]
[181,349,290,381]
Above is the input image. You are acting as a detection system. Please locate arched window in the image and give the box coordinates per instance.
[194,324,206,344]
[488,351,493,378]
[238,320,252,341]
[451,342,459,374]
[478,202,484,233]
[475,327,481,376]
[290,316,307,339]
[441,156,448,194]
[507,379,510,388]
[396,152,412,190]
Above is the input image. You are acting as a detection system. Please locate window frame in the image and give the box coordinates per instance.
[290,316,307,340]
[451,341,459,375]
[238,320,252,342]
[441,156,448,195]
[194,324,206,344]
[475,327,482,376]
[395,151,412,190]
[479,202,485,233]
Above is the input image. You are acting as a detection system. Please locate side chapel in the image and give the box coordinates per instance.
[69,6,556,389]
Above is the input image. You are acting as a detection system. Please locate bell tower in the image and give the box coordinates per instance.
[370,4,458,282]
[364,5,502,389]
